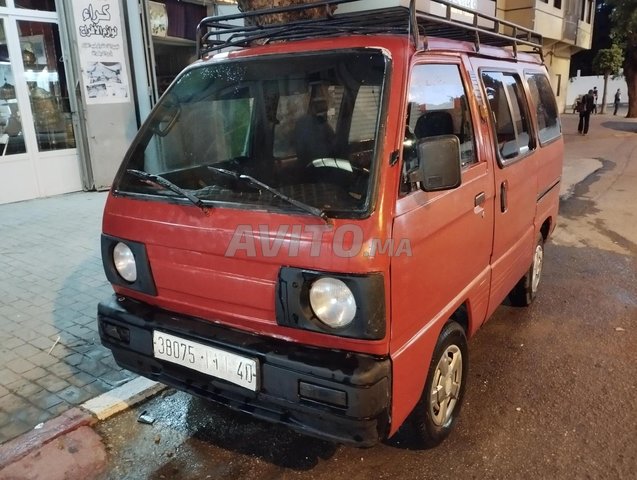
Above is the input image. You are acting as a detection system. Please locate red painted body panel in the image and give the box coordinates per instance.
[103,196,393,355]
[388,53,496,433]
[466,57,539,319]
[102,30,562,441]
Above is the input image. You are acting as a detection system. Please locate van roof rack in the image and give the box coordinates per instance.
[197,0,543,61]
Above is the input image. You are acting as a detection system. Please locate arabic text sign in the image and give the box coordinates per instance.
[73,0,130,105]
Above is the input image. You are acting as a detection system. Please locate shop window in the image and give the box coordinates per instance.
[15,0,56,12]
[0,20,26,156]
[18,20,76,152]
[151,0,208,96]
[161,0,206,41]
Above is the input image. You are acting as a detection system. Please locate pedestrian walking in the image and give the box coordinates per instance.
[577,89,595,135]
[613,89,621,115]
[592,87,598,114]
[572,95,582,114]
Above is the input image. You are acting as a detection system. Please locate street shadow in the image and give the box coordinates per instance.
[52,255,133,404]
[558,157,611,220]
[600,120,637,133]
[157,395,338,472]
[382,422,437,451]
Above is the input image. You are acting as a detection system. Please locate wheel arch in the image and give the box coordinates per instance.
[448,302,470,337]
[540,216,552,241]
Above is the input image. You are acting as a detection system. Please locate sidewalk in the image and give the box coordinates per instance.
[0,192,133,444]
[559,108,636,198]
[0,110,633,470]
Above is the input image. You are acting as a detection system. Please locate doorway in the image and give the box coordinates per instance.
[0,1,80,204]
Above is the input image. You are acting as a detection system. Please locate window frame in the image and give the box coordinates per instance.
[524,70,562,147]
[113,48,392,220]
[400,59,479,195]
[479,68,537,168]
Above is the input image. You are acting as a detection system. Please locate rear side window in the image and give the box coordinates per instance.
[481,71,535,164]
[526,72,561,144]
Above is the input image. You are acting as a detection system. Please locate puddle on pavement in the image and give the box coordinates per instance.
[96,390,340,479]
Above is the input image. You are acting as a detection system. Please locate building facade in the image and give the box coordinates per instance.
[0,0,235,205]
[497,0,595,112]
[0,0,593,205]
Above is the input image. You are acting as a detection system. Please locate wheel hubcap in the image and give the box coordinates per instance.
[531,244,543,293]
[429,345,462,427]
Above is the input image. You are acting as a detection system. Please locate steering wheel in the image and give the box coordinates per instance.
[226,155,250,170]
[305,158,369,197]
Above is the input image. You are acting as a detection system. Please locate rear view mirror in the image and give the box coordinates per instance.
[408,135,461,192]
[151,97,181,137]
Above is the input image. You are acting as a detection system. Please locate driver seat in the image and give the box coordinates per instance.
[294,99,337,166]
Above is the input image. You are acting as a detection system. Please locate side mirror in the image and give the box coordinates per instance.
[408,135,461,192]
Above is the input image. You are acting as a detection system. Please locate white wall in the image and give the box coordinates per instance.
[567,74,628,108]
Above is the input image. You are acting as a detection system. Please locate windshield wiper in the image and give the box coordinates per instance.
[126,169,210,215]
[207,166,329,223]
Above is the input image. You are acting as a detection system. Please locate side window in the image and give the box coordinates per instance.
[405,64,476,172]
[349,85,381,142]
[526,72,561,144]
[481,71,535,163]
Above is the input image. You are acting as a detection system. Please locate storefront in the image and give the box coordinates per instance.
[127,0,239,121]
[0,0,241,205]
[0,0,80,204]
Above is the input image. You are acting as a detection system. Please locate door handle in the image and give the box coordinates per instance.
[500,181,508,212]
[474,192,486,217]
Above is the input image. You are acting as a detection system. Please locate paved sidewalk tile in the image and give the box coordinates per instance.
[0,192,134,444]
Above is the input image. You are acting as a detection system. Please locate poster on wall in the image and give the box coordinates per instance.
[73,0,131,105]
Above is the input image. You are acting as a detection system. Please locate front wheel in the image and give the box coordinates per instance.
[509,232,544,307]
[409,321,468,448]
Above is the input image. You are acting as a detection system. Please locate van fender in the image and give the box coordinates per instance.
[388,302,475,435]
[388,266,490,436]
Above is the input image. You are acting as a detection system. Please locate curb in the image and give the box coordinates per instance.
[82,377,165,421]
[0,377,165,471]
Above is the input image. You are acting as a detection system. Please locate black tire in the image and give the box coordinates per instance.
[409,321,468,448]
[509,232,544,307]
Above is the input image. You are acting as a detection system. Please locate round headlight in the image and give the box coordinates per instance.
[309,277,356,328]
[113,242,137,282]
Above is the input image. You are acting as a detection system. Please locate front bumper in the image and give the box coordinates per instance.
[98,295,391,447]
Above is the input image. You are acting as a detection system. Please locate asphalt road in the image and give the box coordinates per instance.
[95,115,637,480]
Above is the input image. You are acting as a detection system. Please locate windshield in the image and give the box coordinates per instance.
[115,50,388,218]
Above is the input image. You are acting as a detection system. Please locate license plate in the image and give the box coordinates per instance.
[152,331,258,392]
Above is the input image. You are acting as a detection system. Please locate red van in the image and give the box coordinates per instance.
[98,0,563,447]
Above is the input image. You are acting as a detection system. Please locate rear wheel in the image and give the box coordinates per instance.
[409,321,468,448]
[509,232,544,307]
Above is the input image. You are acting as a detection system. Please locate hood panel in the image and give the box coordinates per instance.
[103,196,391,353]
